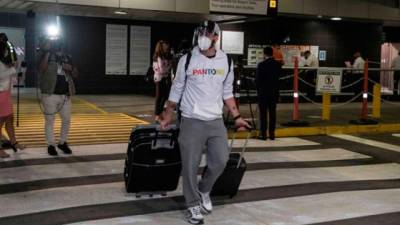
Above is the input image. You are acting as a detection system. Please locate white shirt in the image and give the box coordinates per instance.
[353,57,365,73]
[299,56,306,67]
[0,61,16,91]
[305,54,319,67]
[168,46,234,121]
[392,55,400,69]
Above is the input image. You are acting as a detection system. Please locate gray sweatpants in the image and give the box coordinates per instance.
[41,94,71,146]
[179,117,230,207]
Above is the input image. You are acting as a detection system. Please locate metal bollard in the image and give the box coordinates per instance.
[322,93,331,121]
[372,84,381,119]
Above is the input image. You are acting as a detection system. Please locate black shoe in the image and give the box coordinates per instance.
[1,140,17,152]
[48,145,58,156]
[269,134,275,140]
[57,142,72,154]
[257,135,267,140]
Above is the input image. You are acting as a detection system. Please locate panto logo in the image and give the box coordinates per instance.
[192,68,225,76]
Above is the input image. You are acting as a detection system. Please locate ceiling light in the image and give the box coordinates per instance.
[114,0,127,15]
[114,9,128,15]
[331,17,342,21]
[317,15,323,19]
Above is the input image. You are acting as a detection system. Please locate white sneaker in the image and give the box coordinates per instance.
[198,191,212,214]
[187,206,204,224]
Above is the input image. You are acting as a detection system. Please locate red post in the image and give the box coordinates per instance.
[361,59,369,120]
[293,57,300,121]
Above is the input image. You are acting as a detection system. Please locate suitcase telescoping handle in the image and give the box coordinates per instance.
[230,127,252,169]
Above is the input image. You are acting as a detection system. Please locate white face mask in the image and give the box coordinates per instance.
[198,35,212,51]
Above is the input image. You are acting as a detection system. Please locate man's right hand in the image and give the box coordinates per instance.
[159,110,173,130]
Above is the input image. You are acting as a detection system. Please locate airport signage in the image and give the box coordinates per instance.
[210,0,268,15]
[316,69,342,93]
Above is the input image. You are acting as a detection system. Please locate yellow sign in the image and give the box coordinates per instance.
[270,0,276,8]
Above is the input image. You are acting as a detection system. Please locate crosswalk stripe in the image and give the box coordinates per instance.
[66,189,400,225]
[330,134,400,153]
[0,160,398,192]
[1,181,399,224]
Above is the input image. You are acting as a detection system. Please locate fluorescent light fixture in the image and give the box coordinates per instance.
[114,9,128,15]
[317,15,323,18]
[331,17,342,21]
[221,20,246,25]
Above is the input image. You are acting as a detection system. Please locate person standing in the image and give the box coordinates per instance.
[272,43,285,66]
[256,47,281,140]
[303,50,319,99]
[37,37,77,156]
[346,51,365,73]
[153,40,173,121]
[159,21,250,224]
[304,50,319,68]
[0,33,25,158]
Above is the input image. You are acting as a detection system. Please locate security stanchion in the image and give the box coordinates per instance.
[350,60,378,125]
[282,58,309,127]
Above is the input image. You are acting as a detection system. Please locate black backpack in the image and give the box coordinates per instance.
[144,65,154,82]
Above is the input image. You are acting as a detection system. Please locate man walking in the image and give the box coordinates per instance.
[160,21,250,224]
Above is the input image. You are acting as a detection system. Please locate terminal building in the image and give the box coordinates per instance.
[0,1,399,225]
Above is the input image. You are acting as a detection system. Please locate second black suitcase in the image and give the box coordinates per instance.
[124,124,181,196]
[203,131,250,198]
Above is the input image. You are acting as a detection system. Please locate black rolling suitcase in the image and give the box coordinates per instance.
[124,124,181,197]
[203,131,251,198]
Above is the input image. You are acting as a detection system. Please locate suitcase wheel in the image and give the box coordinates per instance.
[135,194,141,198]
[161,193,167,197]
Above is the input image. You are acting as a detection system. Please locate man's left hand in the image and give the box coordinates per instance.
[235,117,251,131]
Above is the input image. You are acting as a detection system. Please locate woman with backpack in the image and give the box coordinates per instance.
[152,40,173,121]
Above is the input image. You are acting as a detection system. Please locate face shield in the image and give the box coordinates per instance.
[192,21,220,51]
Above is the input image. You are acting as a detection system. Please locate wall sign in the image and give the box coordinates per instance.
[130,26,151,75]
[210,0,267,15]
[267,0,278,16]
[319,50,327,61]
[247,44,268,66]
[222,31,244,55]
[316,69,342,93]
[105,24,128,75]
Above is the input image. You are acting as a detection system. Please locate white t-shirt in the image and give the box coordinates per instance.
[168,47,234,121]
[0,61,16,91]
[305,54,319,67]
[353,57,365,73]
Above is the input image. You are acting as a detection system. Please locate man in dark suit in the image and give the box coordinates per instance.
[256,47,281,140]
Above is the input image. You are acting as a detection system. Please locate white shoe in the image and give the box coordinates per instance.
[187,206,204,224]
[198,191,212,214]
